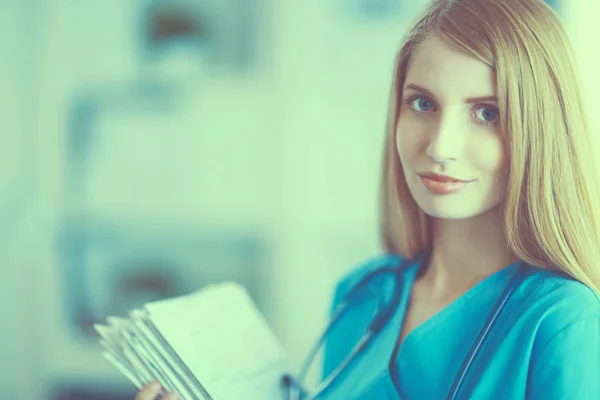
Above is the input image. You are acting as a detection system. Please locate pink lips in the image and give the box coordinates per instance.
[418,172,474,195]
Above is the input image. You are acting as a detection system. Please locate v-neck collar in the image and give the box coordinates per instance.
[398,261,519,347]
[390,254,523,370]
[317,254,525,399]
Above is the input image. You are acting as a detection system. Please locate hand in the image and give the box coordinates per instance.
[134,380,179,400]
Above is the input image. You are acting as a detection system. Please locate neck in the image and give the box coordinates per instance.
[417,207,519,302]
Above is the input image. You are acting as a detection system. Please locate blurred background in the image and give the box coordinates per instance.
[0,0,597,398]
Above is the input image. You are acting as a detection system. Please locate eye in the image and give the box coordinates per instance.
[406,95,436,113]
[474,106,499,125]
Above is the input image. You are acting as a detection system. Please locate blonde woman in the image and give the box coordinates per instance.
[313,0,600,398]
[135,0,600,399]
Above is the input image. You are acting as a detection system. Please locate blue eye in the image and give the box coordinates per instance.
[475,106,499,123]
[411,97,434,112]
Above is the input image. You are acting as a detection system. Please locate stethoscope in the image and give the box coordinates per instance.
[281,253,526,399]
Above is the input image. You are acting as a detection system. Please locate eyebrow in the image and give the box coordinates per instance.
[404,83,498,104]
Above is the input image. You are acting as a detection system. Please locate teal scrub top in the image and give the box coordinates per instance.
[320,253,600,399]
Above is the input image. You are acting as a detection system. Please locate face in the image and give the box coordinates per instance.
[396,36,507,220]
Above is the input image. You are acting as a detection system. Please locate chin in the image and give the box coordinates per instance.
[416,197,502,221]
[420,207,478,220]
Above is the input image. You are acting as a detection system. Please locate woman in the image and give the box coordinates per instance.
[316,0,600,397]
[136,0,600,398]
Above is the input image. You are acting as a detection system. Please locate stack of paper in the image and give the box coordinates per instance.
[95,282,292,400]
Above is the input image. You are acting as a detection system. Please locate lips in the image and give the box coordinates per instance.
[418,172,473,183]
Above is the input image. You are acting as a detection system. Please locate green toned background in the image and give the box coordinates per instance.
[1,0,594,399]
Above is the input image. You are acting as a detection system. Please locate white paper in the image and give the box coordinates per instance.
[97,282,291,400]
[129,309,196,398]
[144,282,291,399]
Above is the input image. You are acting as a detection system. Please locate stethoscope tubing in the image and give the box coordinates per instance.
[285,257,525,400]
[445,262,524,399]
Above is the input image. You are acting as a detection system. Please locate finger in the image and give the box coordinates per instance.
[135,380,162,400]
[162,391,179,400]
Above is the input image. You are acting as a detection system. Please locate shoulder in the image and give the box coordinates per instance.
[517,264,600,348]
[322,253,410,377]
[520,264,600,320]
[521,265,600,396]
[330,253,407,303]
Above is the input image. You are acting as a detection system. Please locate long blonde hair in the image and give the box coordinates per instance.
[380,0,600,294]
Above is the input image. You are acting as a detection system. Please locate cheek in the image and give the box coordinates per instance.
[470,136,507,179]
[395,117,424,166]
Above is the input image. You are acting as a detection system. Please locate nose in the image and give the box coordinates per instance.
[425,111,465,163]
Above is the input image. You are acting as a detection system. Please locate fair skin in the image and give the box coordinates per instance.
[396,35,518,311]
[135,380,178,400]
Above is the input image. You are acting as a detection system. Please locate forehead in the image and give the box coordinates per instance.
[404,36,497,99]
